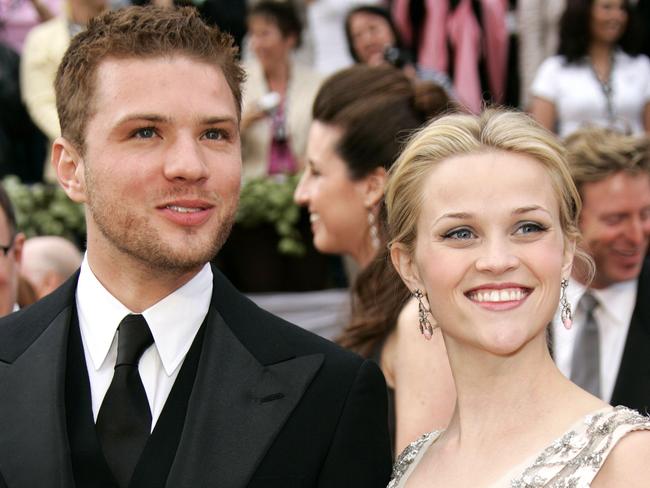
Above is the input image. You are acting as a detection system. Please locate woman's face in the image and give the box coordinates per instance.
[294,121,378,265]
[348,11,396,66]
[590,0,628,46]
[397,151,574,356]
[248,15,295,70]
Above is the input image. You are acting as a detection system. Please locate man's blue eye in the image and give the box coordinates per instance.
[135,128,155,138]
[204,129,224,140]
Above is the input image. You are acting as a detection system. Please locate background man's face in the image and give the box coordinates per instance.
[0,210,23,316]
[72,55,242,274]
[579,171,650,288]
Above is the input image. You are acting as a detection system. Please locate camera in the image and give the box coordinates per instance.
[383,46,412,69]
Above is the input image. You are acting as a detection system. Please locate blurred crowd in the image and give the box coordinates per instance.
[0,0,650,460]
[2,0,649,184]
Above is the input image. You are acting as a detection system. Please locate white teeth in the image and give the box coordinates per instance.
[470,288,526,303]
[167,205,202,213]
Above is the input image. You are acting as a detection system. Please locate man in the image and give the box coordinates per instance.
[20,236,82,299]
[0,185,24,316]
[0,7,391,488]
[553,127,650,412]
[20,0,106,181]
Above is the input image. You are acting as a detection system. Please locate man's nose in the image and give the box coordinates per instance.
[625,216,648,247]
[163,135,209,182]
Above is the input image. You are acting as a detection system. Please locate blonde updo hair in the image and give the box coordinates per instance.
[385,109,593,280]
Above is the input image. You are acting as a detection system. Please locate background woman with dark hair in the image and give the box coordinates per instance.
[293,64,456,455]
[241,0,322,179]
[529,0,650,136]
[344,5,453,94]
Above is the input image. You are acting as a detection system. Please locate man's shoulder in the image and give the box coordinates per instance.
[210,266,363,366]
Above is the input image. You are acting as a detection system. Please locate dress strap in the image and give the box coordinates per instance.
[388,430,442,487]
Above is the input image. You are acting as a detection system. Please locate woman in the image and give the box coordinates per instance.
[344,5,453,93]
[293,64,455,455]
[241,0,322,179]
[385,109,650,487]
[530,0,650,136]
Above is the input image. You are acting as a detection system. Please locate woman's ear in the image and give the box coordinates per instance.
[360,166,388,208]
[52,137,87,204]
[390,242,424,293]
[562,238,576,279]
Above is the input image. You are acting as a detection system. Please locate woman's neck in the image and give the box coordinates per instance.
[264,61,290,94]
[442,333,579,448]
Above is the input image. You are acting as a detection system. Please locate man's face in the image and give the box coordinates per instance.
[0,210,23,316]
[579,171,650,288]
[67,56,241,274]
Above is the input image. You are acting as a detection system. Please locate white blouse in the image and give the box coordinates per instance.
[531,51,650,137]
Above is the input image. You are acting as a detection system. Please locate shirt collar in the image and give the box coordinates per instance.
[568,277,638,326]
[76,255,213,375]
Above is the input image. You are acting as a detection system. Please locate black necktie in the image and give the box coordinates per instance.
[96,314,154,488]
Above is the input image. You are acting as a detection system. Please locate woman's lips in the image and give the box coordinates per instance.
[465,285,532,311]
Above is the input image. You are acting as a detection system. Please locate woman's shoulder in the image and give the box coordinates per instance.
[590,407,650,487]
[511,406,650,487]
[388,431,442,488]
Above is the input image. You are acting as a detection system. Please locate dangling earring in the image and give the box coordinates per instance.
[413,288,434,340]
[560,278,572,330]
[367,209,380,251]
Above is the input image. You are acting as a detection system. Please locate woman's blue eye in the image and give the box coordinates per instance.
[444,228,475,240]
[517,222,546,234]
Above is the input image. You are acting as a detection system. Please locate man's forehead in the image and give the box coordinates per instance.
[89,54,238,120]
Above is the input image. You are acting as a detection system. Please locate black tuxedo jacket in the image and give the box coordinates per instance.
[610,259,650,412]
[0,266,391,487]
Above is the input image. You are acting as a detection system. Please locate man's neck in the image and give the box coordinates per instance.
[86,251,204,313]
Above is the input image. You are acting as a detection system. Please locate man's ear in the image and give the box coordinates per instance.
[12,232,25,268]
[390,242,424,293]
[359,166,388,208]
[52,137,87,203]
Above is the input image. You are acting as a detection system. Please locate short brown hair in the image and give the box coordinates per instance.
[55,6,245,152]
[564,127,650,193]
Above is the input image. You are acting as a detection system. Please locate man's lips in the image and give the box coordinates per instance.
[157,200,215,226]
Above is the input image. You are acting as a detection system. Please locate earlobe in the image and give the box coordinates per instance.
[52,137,87,203]
[390,242,424,292]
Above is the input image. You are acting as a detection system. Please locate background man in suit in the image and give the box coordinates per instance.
[0,7,391,487]
[0,185,24,316]
[552,127,650,411]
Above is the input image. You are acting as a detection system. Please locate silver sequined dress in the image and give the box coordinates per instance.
[388,406,650,487]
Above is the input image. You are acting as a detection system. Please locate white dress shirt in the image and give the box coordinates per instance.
[552,278,637,402]
[76,256,213,428]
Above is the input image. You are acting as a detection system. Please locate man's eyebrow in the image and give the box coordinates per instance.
[114,113,170,126]
[113,114,238,126]
[200,116,238,125]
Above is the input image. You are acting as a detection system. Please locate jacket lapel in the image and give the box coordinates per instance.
[167,305,324,488]
[611,260,650,409]
[0,305,75,487]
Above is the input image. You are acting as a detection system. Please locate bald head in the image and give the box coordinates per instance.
[21,236,82,299]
